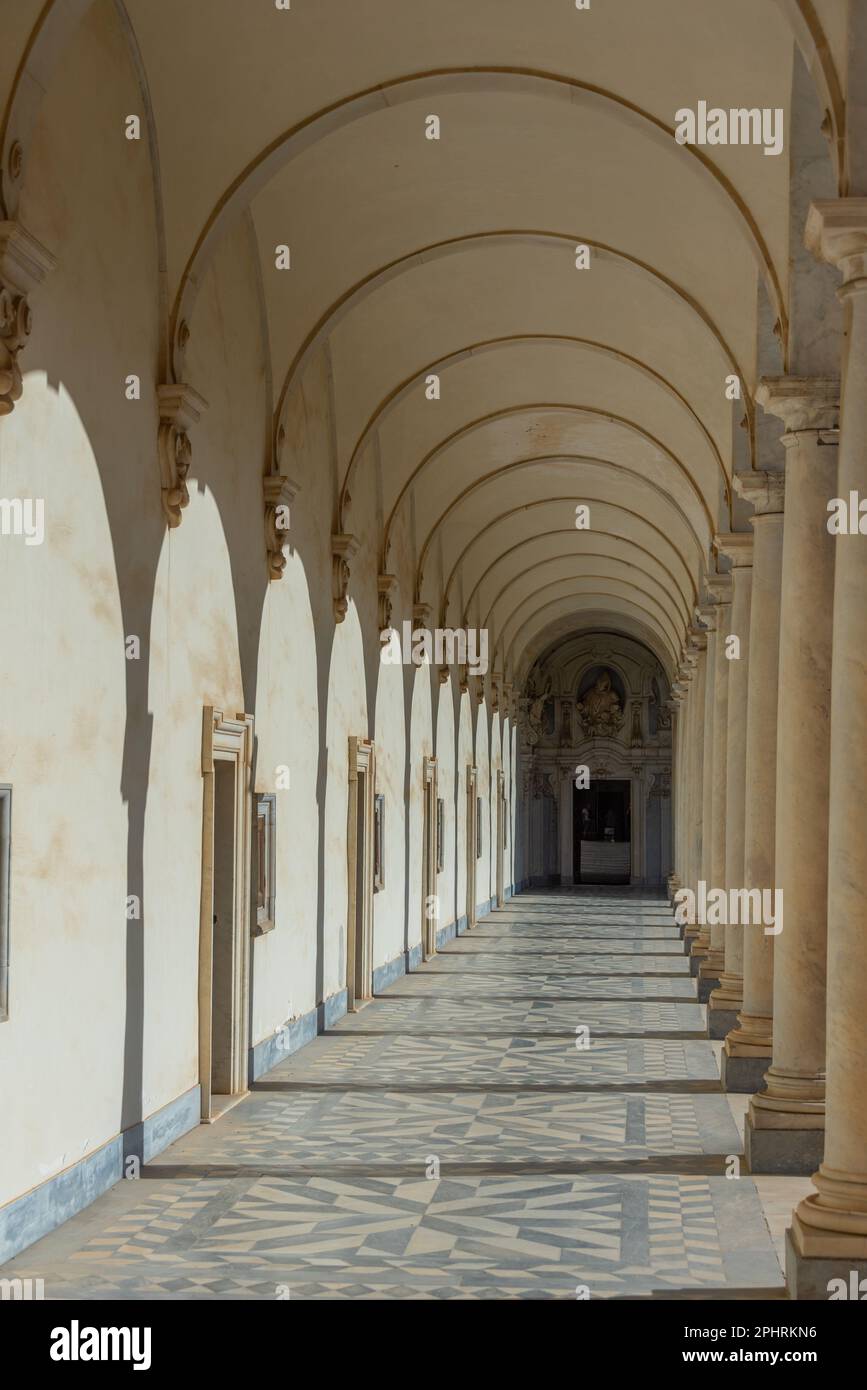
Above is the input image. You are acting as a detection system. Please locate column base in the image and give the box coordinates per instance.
[786,1221,867,1300]
[697,969,721,1003]
[706,1005,738,1039]
[745,1112,824,1174]
[689,947,708,977]
[709,972,743,1011]
[720,1048,771,1093]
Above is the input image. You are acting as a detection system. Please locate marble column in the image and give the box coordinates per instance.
[721,470,785,1092]
[788,200,867,1294]
[747,379,839,1175]
[689,611,717,969]
[698,575,732,1003]
[708,534,753,1039]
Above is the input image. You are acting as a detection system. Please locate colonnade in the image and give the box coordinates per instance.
[669,199,867,1298]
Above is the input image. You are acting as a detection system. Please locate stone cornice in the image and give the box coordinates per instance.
[756,376,839,433]
[805,198,867,286]
[733,468,785,516]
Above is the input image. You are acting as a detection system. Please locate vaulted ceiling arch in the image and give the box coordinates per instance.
[506,592,680,677]
[339,334,730,533]
[412,453,709,606]
[441,500,698,628]
[480,551,689,640]
[498,578,683,670]
[160,66,792,382]
[517,611,677,686]
[268,230,754,484]
[461,531,693,633]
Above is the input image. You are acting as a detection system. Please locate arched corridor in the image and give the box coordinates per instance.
[2,0,867,1317]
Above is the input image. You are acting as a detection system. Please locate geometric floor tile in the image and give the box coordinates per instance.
[1,890,787,1299]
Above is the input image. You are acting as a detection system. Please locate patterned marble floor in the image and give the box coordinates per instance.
[3,890,789,1300]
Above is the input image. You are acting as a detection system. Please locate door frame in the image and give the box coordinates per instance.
[466,763,478,928]
[347,736,375,1010]
[422,756,438,958]
[198,707,255,1121]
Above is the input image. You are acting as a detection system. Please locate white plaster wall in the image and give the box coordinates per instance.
[434,680,457,930]
[373,660,407,969]
[489,711,502,902]
[0,2,156,1204]
[474,702,492,911]
[323,604,368,998]
[251,552,319,1041]
[406,666,434,949]
[456,692,474,923]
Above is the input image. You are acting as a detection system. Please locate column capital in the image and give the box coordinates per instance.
[714,532,754,567]
[805,197,867,287]
[733,468,785,516]
[756,376,839,434]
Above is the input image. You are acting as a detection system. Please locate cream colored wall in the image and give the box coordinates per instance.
[0,2,157,1206]
[373,661,408,968]
[474,701,492,910]
[406,666,434,951]
[434,680,457,930]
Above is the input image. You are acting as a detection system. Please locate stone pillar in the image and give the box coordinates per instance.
[788,200,867,1294]
[721,470,785,1092]
[746,379,838,1175]
[698,575,731,1003]
[689,612,717,970]
[708,534,753,1039]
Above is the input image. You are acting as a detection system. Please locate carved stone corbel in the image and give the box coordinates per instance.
[264,473,300,580]
[413,601,433,629]
[157,384,208,528]
[332,534,359,622]
[0,221,55,416]
[378,573,397,629]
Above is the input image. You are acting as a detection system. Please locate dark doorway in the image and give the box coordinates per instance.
[574,779,631,884]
